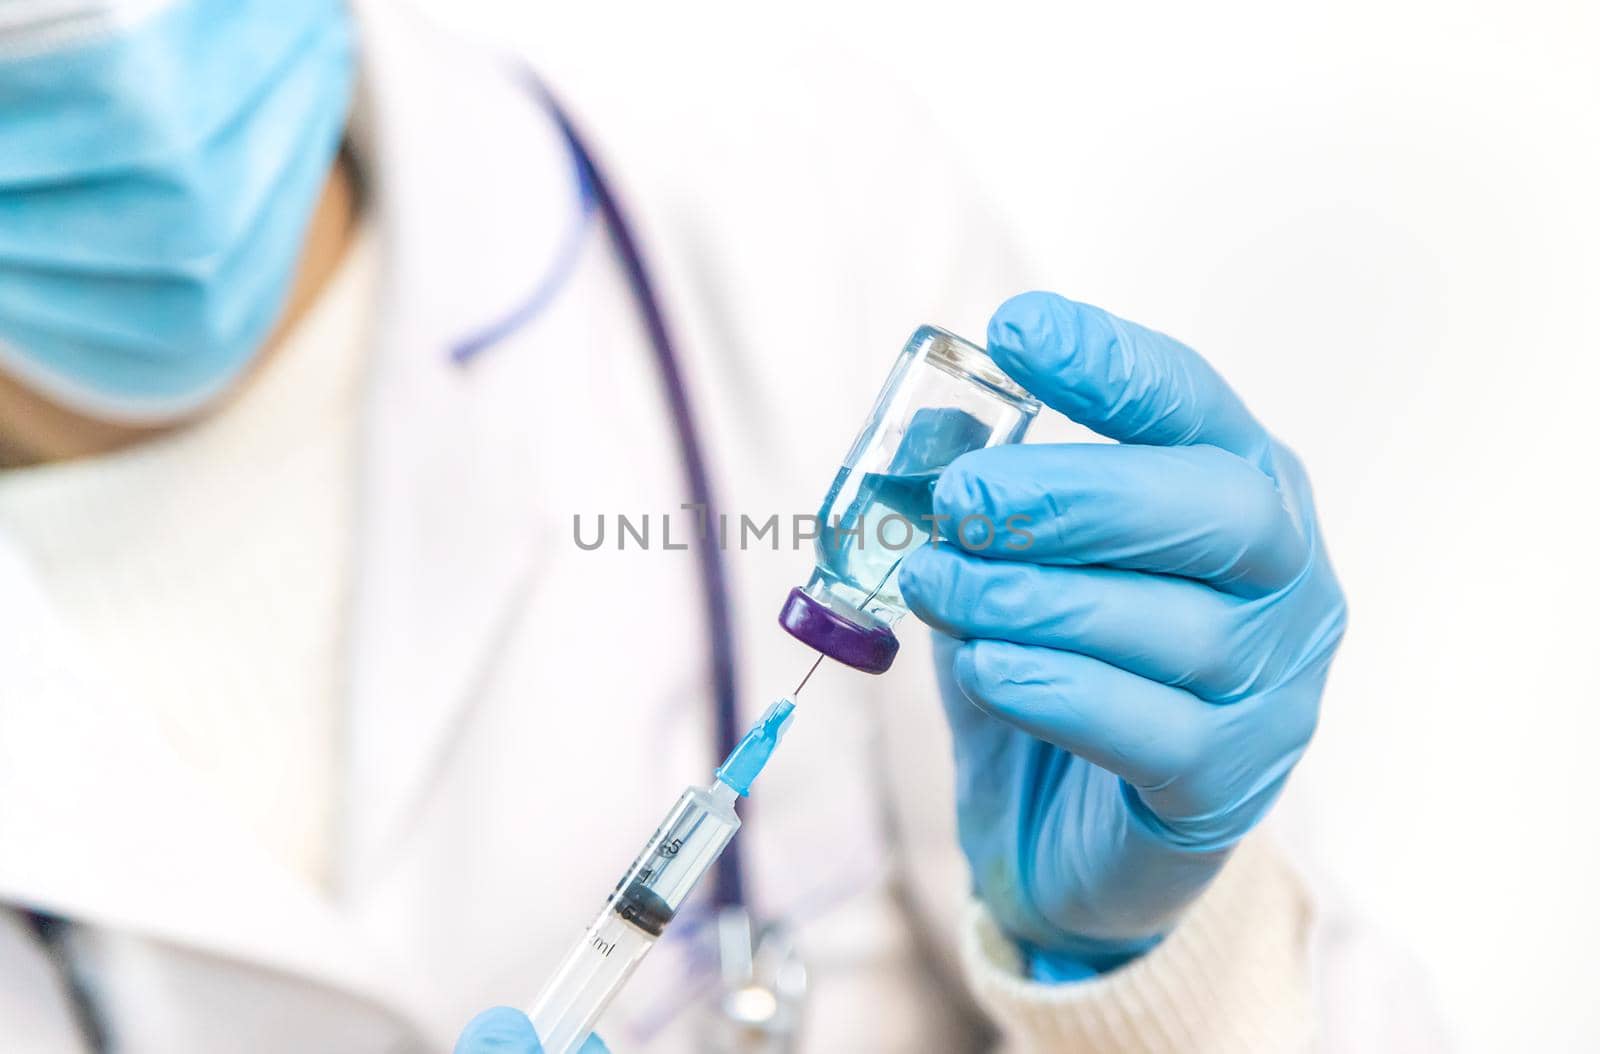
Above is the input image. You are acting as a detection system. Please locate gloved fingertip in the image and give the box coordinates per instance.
[988,290,1092,368]
[987,290,1060,354]
[931,458,1019,554]
[929,628,964,663]
[895,546,935,608]
[930,453,984,522]
[951,639,987,706]
[454,1007,540,1053]
[988,294,1133,416]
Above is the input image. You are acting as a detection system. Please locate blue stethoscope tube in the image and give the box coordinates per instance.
[459,71,750,911]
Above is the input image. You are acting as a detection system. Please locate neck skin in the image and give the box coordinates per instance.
[0,155,360,468]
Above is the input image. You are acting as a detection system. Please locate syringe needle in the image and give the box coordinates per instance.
[793,653,825,696]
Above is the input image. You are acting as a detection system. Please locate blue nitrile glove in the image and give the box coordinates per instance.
[453,1008,608,1054]
[899,291,1347,981]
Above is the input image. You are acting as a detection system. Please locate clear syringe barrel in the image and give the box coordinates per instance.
[529,782,740,1054]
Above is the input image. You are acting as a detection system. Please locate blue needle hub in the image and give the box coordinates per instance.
[713,698,797,796]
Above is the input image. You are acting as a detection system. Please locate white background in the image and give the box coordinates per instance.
[413,2,1599,1048]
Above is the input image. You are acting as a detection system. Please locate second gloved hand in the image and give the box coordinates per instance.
[899,292,1347,980]
[454,1008,607,1054]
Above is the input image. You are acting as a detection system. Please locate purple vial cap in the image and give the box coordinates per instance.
[778,587,899,674]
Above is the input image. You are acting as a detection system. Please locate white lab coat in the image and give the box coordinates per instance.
[0,3,1440,1052]
[0,3,1005,1050]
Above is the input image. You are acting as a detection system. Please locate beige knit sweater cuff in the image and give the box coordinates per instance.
[960,839,1316,1053]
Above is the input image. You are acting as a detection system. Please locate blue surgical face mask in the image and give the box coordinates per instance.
[0,0,356,422]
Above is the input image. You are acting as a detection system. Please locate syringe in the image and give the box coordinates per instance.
[528,698,797,1054]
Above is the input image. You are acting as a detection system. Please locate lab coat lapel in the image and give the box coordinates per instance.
[340,0,581,888]
[0,542,432,1030]
[0,0,593,1035]
[3,0,583,1021]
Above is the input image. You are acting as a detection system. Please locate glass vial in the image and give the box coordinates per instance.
[779,325,1039,673]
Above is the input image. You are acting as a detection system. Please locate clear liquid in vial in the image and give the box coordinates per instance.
[813,407,992,623]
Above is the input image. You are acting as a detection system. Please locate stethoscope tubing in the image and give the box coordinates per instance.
[524,75,749,911]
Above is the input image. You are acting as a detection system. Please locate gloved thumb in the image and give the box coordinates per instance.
[986,292,1273,472]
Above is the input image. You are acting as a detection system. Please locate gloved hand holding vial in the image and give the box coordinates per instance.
[515,297,1347,1042]
[780,299,1346,979]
